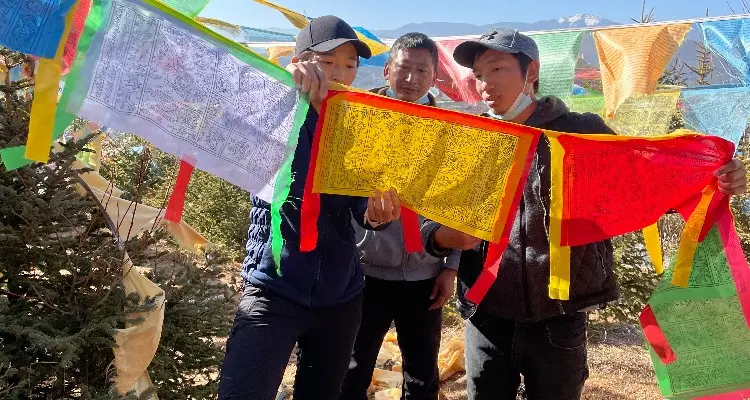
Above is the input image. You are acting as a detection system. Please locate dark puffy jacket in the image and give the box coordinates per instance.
[242,108,377,307]
[424,96,619,322]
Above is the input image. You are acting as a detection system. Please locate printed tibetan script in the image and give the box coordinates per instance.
[314,98,528,242]
[73,0,303,201]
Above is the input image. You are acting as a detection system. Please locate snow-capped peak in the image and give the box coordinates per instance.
[559,14,602,27]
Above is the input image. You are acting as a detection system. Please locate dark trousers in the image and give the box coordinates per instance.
[339,276,442,400]
[219,284,363,400]
[465,311,589,400]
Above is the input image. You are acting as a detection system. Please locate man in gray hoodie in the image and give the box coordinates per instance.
[338,33,460,400]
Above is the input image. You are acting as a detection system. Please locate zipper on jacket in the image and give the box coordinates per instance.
[520,198,532,319]
[308,219,325,306]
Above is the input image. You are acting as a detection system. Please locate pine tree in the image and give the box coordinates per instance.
[685,43,714,86]
[0,47,141,399]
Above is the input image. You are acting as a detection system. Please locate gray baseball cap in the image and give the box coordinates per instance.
[453,28,539,68]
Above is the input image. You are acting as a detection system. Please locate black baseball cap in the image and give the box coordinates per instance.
[453,28,539,68]
[295,15,372,59]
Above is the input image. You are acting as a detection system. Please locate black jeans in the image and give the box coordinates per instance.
[339,276,442,400]
[465,311,589,400]
[219,284,363,400]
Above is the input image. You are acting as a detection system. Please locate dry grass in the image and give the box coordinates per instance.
[279,322,661,400]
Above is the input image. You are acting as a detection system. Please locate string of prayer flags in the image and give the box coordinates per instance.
[301,90,541,305]
[62,0,92,74]
[681,84,750,146]
[546,129,734,300]
[0,0,78,58]
[606,90,681,136]
[0,0,104,171]
[641,212,750,399]
[253,0,311,29]
[528,31,584,104]
[252,0,389,56]
[164,157,196,222]
[59,0,309,204]
[24,0,79,163]
[197,17,297,43]
[700,19,750,83]
[593,24,691,117]
[435,39,481,103]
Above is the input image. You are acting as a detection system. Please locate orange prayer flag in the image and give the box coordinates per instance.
[547,129,734,299]
[593,24,691,117]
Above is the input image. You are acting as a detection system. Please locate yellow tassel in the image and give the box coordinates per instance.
[672,185,716,287]
[548,134,571,300]
[642,223,664,274]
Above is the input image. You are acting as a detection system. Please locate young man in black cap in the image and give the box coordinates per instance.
[421,28,748,400]
[339,33,459,400]
[219,15,401,400]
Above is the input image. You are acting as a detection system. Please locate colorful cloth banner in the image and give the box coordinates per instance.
[435,39,481,103]
[546,130,734,300]
[250,1,388,56]
[302,90,541,305]
[25,0,79,163]
[0,0,78,58]
[569,92,604,116]
[682,84,750,146]
[643,212,750,399]
[593,24,691,117]
[59,0,309,204]
[701,19,750,83]
[607,90,681,136]
[529,31,584,104]
[304,90,540,244]
[1,0,103,171]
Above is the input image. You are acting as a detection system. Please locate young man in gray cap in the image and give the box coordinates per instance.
[339,32,459,400]
[421,28,748,399]
[219,15,401,400]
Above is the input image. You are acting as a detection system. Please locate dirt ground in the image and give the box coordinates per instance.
[279,323,660,400]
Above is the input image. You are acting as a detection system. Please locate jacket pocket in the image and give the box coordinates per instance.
[545,313,587,350]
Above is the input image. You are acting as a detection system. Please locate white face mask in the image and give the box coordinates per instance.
[488,72,533,121]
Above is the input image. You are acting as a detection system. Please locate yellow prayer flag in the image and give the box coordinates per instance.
[267,45,295,65]
[25,0,79,162]
[606,90,681,136]
[593,24,691,117]
[253,0,309,29]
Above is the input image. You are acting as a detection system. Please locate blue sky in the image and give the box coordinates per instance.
[199,0,742,31]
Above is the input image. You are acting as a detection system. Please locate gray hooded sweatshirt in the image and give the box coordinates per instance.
[353,86,461,281]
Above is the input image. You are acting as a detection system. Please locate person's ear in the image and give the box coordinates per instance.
[527,60,540,86]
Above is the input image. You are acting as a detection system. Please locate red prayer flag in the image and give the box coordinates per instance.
[435,39,482,104]
[547,130,734,299]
